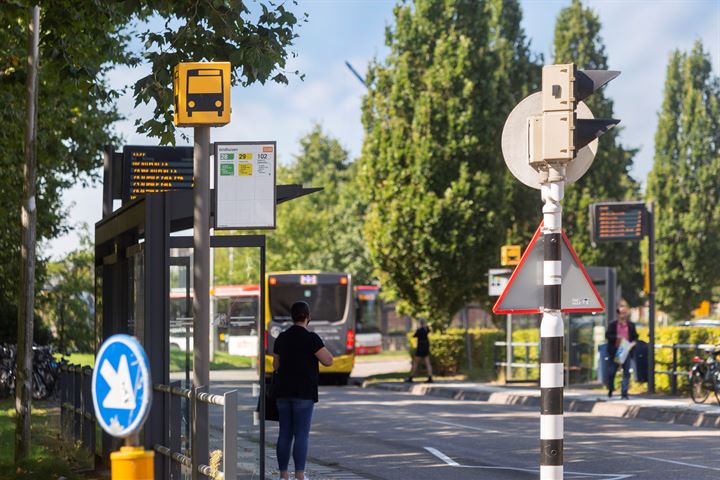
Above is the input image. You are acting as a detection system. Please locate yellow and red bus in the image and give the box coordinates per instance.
[264,271,355,384]
[355,285,382,355]
[168,285,260,356]
[213,285,260,356]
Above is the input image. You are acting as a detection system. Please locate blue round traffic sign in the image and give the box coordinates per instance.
[91,334,152,438]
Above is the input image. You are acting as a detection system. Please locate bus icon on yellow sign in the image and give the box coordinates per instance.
[173,62,231,127]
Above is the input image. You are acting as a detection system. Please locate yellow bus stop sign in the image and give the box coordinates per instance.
[173,62,231,127]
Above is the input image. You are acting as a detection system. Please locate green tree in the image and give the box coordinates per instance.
[0,1,132,340]
[39,227,96,353]
[647,41,720,320]
[359,0,540,327]
[268,125,374,281]
[0,0,302,323]
[552,0,643,305]
[130,1,304,143]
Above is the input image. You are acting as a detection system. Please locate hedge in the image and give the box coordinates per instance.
[508,325,720,393]
[407,328,504,378]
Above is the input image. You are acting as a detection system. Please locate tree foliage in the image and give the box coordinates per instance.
[647,41,720,320]
[359,0,540,327]
[552,0,643,305]
[0,0,133,326]
[38,227,96,353]
[0,0,303,332]
[126,0,305,143]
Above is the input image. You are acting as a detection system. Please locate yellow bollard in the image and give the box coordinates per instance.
[111,446,154,480]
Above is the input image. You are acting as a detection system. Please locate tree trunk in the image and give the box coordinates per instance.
[15,4,40,464]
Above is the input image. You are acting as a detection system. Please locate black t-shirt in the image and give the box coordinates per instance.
[273,325,325,402]
[414,327,430,346]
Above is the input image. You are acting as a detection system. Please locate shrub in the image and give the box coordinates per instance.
[407,328,503,377]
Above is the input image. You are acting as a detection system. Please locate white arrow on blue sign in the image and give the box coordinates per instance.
[91,334,152,438]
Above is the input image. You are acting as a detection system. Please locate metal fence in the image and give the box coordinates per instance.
[654,343,718,395]
[494,340,720,395]
[153,382,238,480]
[59,363,96,457]
[493,341,539,382]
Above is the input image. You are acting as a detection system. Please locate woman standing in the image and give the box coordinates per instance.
[406,318,433,383]
[272,301,333,480]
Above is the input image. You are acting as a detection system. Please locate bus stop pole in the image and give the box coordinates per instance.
[647,202,656,394]
[192,126,210,479]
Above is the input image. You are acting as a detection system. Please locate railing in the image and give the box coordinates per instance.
[59,363,96,458]
[654,343,719,395]
[153,382,237,480]
[494,340,720,395]
[494,340,597,385]
[493,341,539,382]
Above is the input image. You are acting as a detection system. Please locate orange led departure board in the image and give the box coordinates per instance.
[590,202,647,243]
[122,146,194,202]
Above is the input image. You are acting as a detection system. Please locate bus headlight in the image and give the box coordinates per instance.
[188,100,196,108]
[215,100,222,108]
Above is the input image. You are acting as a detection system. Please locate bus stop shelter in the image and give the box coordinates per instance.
[95,159,318,478]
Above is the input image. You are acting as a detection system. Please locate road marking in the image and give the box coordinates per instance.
[431,417,719,474]
[429,418,501,433]
[577,443,720,472]
[424,446,633,479]
[424,447,460,466]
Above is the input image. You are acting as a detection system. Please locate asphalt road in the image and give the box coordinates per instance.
[285,386,720,480]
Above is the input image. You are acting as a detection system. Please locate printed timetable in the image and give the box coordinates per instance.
[214,141,276,229]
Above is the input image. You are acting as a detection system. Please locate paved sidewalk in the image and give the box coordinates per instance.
[210,419,371,480]
[363,380,720,429]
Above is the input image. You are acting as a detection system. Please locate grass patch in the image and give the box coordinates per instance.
[54,352,94,368]
[363,371,468,383]
[56,351,253,372]
[355,350,410,362]
[169,349,253,372]
[0,399,94,480]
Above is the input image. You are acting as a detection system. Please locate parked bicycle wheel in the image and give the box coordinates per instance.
[690,367,710,403]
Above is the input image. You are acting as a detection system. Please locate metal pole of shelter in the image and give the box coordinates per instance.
[647,201,656,394]
[192,126,210,479]
[259,240,266,480]
[539,165,565,480]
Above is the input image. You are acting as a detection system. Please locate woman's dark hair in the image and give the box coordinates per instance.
[291,301,311,323]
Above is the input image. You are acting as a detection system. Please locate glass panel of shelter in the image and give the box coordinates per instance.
[168,245,263,479]
[210,245,262,479]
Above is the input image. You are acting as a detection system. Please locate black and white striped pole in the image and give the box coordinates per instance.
[500,63,620,480]
[540,168,565,479]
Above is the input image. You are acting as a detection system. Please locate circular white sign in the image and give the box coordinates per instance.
[91,334,152,438]
[501,92,598,190]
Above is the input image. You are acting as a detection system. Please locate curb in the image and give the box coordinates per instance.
[363,381,720,429]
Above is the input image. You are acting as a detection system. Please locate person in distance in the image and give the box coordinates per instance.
[605,299,638,400]
[406,318,433,383]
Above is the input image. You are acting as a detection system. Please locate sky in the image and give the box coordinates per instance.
[45,0,720,259]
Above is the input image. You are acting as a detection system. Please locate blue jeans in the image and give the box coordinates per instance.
[608,356,631,396]
[276,398,314,472]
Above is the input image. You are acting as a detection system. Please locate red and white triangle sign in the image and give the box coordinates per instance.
[493,222,605,315]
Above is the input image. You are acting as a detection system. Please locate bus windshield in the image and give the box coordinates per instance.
[356,291,380,334]
[270,284,348,323]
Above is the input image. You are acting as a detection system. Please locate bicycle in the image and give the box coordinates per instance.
[689,346,720,405]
